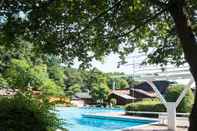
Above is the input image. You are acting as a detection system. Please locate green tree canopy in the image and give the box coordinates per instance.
[0,0,196,66]
[108,78,129,89]
[47,65,65,87]
[64,68,83,97]
[5,59,31,90]
[4,58,64,96]
[91,83,110,104]
[64,83,81,98]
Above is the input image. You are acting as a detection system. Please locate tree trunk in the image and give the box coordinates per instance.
[169,1,197,131]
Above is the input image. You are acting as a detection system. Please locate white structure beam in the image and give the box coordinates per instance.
[175,77,194,108]
[137,73,192,80]
[146,80,167,108]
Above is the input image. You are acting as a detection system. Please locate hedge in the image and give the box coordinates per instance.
[125,99,165,114]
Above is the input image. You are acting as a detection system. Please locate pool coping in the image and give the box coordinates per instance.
[82,113,159,131]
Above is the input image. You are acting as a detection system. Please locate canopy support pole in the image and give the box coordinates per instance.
[167,102,176,131]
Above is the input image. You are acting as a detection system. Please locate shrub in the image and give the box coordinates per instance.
[0,93,66,131]
[125,98,165,113]
[165,84,194,113]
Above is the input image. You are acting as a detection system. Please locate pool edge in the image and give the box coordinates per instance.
[82,113,159,131]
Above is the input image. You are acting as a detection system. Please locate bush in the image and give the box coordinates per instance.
[0,93,66,131]
[125,99,165,113]
[165,84,194,113]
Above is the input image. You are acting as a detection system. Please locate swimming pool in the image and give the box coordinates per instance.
[56,107,157,131]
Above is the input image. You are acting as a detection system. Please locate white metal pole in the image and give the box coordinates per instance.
[167,102,176,131]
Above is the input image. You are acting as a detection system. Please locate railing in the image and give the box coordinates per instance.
[126,111,190,116]
[126,111,190,125]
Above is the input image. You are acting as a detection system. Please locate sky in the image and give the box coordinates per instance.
[73,52,146,75]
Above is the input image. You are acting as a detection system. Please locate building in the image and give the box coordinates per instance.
[130,80,175,99]
[130,88,155,99]
[108,88,135,105]
[71,92,94,107]
[108,80,174,105]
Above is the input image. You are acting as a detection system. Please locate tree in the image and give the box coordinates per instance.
[82,68,107,91]
[0,1,197,130]
[41,79,64,96]
[82,68,110,103]
[64,68,83,97]
[108,78,129,89]
[4,58,64,96]
[47,65,65,87]
[0,40,44,71]
[64,84,81,98]
[91,83,110,104]
[45,55,65,88]
[5,59,31,90]
[126,76,140,87]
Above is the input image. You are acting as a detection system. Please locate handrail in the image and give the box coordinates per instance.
[126,111,166,115]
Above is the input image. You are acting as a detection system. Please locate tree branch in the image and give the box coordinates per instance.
[149,0,167,7]
[115,7,167,38]
[78,0,168,40]
[79,0,125,33]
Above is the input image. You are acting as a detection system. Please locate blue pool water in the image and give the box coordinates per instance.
[56,107,156,131]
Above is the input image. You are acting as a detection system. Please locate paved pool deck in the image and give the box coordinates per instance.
[94,112,189,131]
